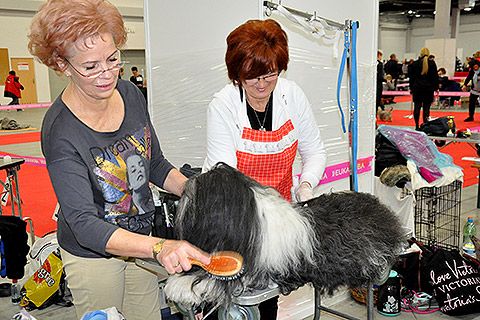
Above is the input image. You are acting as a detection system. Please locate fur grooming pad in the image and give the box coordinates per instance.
[164,163,405,307]
[380,164,411,187]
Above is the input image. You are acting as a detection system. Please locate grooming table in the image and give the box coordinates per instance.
[0,157,25,217]
[135,258,377,320]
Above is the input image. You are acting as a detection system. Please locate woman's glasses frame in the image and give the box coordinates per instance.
[244,72,279,85]
[64,50,124,79]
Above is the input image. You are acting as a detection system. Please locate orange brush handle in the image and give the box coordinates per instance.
[188,251,243,277]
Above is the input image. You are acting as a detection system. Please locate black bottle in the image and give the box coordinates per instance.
[377,270,401,316]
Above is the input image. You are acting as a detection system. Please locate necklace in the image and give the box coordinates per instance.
[251,100,270,131]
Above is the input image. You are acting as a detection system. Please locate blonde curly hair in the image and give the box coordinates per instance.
[28,0,127,72]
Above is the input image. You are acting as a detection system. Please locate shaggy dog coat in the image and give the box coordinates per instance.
[164,163,405,307]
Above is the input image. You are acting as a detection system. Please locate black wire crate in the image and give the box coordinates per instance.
[414,180,462,250]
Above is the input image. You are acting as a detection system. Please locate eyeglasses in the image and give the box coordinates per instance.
[244,72,279,85]
[65,50,124,79]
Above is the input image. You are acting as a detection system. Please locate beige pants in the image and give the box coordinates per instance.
[61,249,161,320]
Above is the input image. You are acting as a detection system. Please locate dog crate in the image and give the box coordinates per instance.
[414,180,462,250]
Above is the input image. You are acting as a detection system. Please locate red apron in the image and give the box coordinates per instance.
[236,120,298,201]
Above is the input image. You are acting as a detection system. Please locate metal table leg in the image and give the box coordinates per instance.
[10,167,23,218]
[367,283,374,320]
[315,288,359,320]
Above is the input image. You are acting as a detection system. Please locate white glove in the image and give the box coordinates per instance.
[295,182,314,202]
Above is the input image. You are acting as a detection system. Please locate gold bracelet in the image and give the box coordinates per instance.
[152,239,166,259]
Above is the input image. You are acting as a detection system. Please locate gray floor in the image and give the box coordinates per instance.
[1,104,480,319]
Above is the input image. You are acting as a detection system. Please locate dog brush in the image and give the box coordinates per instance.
[189,250,244,280]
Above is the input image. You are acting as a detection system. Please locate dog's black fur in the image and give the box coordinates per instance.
[164,163,405,306]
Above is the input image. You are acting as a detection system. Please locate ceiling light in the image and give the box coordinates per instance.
[433,10,436,14]
[407,10,414,14]
[415,14,421,17]
[464,7,472,11]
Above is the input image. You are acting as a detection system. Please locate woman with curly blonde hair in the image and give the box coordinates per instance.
[28,1,210,319]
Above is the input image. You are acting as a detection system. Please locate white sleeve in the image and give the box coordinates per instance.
[202,97,238,172]
[293,85,327,187]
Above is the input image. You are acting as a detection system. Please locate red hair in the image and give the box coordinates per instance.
[225,19,289,85]
[28,0,127,71]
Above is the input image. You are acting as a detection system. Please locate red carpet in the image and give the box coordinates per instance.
[377,109,476,128]
[0,132,40,145]
[378,108,479,188]
[0,152,57,237]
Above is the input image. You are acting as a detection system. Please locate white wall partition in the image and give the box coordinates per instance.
[145,0,379,194]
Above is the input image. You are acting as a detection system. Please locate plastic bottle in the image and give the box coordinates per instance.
[462,216,477,258]
[11,279,20,305]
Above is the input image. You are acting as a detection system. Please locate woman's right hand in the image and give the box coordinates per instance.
[156,240,211,274]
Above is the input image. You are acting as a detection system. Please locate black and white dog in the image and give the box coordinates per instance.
[164,163,404,307]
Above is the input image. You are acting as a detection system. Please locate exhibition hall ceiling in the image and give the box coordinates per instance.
[379,0,480,21]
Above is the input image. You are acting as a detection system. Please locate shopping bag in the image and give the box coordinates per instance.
[21,251,64,309]
[421,248,480,315]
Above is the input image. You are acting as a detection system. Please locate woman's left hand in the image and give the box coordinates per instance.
[157,240,211,274]
[295,181,314,202]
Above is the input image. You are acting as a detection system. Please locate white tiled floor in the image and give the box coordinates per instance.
[1,104,480,319]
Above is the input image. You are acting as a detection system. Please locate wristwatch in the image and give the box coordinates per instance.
[152,239,166,259]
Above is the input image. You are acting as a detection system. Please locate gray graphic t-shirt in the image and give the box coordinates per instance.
[42,80,174,258]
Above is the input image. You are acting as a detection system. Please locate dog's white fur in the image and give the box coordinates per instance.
[253,186,317,273]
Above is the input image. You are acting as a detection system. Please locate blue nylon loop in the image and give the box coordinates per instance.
[336,29,349,134]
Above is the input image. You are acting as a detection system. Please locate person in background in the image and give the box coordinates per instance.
[4,70,24,111]
[437,67,449,89]
[401,58,409,77]
[28,1,210,319]
[462,59,480,122]
[384,53,400,83]
[382,74,396,105]
[464,57,473,71]
[203,19,327,318]
[129,66,144,89]
[438,67,461,107]
[377,50,385,111]
[129,66,147,102]
[408,47,439,130]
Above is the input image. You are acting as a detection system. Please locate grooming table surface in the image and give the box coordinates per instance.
[135,258,280,306]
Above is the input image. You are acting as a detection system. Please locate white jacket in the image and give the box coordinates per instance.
[203,77,326,188]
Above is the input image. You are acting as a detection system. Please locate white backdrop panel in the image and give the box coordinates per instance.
[145,0,378,193]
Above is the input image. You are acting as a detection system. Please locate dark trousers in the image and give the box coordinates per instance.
[8,96,19,105]
[468,92,480,118]
[258,296,279,320]
[209,296,278,319]
[376,84,384,110]
[412,90,434,129]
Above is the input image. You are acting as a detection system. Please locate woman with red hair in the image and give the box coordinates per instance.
[203,19,326,204]
[203,19,327,319]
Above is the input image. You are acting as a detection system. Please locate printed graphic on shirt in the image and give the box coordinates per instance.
[89,125,154,232]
